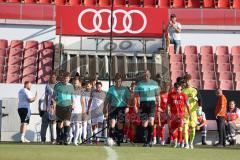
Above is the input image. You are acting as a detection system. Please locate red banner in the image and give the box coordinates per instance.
[56,6,168,37]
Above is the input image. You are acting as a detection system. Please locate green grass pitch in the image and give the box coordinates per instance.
[0,143,240,160]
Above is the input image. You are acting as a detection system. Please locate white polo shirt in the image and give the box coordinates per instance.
[168,22,181,41]
[18,88,33,110]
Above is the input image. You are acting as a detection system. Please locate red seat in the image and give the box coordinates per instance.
[232,55,240,65]
[9,0,22,2]
[9,48,23,57]
[25,40,38,50]
[38,66,52,83]
[144,0,155,7]
[8,56,22,66]
[55,0,66,5]
[187,71,200,79]
[169,45,182,54]
[200,54,214,64]
[235,81,240,90]
[0,39,8,49]
[202,71,216,80]
[114,0,126,6]
[99,0,110,6]
[184,45,197,54]
[200,45,213,55]
[231,46,240,55]
[233,64,240,73]
[84,0,97,6]
[22,74,36,84]
[216,46,229,55]
[203,80,218,90]
[39,57,53,66]
[185,54,198,63]
[0,49,7,57]
[23,57,37,67]
[185,63,199,72]
[233,0,240,9]
[217,63,231,72]
[172,0,185,8]
[219,80,234,90]
[0,73,4,83]
[39,0,52,4]
[216,55,230,64]
[0,56,6,66]
[170,54,183,63]
[23,66,36,76]
[234,72,240,81]
[201,63,215,71]
[40,49,54,58]
[203,0,215,8]
[158,0,170,7]
[171,70,184,83]
[69,0,81,5]
[219,72,233,80]
[24,48,38,58]
[7,65,21,75]
[0,65,5,74]
[6,74,21,83]
[24,0,36,3]
[217,0,230,8]
[170,62,183,70]
[187,0,201,8]
[10,40,23,49]
[40,41,54,50]
[128,0,141,7]
[191,79,201,89]
[0,0,6,2]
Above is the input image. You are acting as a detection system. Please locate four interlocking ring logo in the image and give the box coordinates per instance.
[78,8,147,34]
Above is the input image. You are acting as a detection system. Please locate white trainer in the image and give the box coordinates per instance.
[184,144,190,149]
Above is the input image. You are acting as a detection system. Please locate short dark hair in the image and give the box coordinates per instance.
[170,14,176,18]
[63,72,71,78]
[24,81,30,86]
[184,74,192,81]
[115,73,122,81]
[96,82,102,86]
[174,82,182,89]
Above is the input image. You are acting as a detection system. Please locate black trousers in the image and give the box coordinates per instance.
[216,116,226,146]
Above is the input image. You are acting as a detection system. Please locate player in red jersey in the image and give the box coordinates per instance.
[153,82,170,145]
[124,81,140,143]
[167,82,191,148]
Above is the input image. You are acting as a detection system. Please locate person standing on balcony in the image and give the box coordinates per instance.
[167,14,182,54]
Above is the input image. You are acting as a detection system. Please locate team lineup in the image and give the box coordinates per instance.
[17,70,239,148]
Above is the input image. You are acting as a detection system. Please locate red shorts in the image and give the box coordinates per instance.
[154,112,168,125]
[170,116,184,130]
[126,107,141,125]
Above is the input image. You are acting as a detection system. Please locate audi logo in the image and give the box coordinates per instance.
[78,8,147,34]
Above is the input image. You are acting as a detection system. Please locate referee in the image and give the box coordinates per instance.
[135,70,160,147]
[53,72,74,145]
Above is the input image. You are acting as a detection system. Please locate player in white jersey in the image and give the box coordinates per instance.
[69,78,86,146]
[88,82,106,143]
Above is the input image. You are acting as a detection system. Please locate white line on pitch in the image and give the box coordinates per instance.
[104,146,118,160]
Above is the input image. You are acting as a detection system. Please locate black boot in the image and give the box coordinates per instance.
[202,136,207,145]
[143,127,148,147]
[63,126,70,145]
[147,125,154,147]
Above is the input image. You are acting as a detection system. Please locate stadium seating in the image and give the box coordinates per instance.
[25,40,38,50]
[187,0,201,8]
[158,0,170,7]
[231,46,240,55]
[39,0,52,4]
[69,0,82,5]
[172,0,185,8]
[128,0,141,7]
[99,0,111,6]
[84,0,97,6]
[203,0,215,8]
[55,0,66,5]
[233,0,240,9]
[143,0,156,7]
[0,39,8,49]
[10,40,23,49]
[114,0,126,6]
[24,0,37,3]
[217,0,230,8]
[203,80,218,90]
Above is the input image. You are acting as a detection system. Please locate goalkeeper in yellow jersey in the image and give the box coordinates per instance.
[182,74,201,149]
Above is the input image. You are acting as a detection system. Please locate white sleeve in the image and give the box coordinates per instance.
[25,90,33,100]
[177,23,181,29]
[203,113,206,121]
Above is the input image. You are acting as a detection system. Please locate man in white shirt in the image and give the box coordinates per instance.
[167,14,182,54]
[18,81,37,143]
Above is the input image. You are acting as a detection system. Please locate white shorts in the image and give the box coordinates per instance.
[91,115,104,125]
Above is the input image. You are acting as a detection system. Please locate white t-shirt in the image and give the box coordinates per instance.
[168,22,181,41]
[18,88,33,110]
[72,94,83,114]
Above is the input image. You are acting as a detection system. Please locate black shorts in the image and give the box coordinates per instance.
[109,106,125,123]
[140,101,155,121]
[18,108,30,124]
[56,106,72,121]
